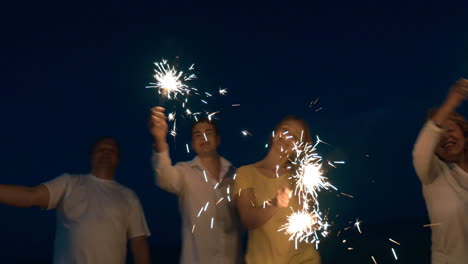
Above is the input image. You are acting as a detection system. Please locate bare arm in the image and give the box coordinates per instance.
[236,188,289,230]
[0,184,49,208]
[130,236,150,264]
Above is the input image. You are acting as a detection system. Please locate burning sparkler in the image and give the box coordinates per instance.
[146,59,196,101]
[278,136,339,247]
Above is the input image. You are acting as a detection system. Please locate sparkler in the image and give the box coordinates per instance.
[279,136,340,248]
[146,59,196,101]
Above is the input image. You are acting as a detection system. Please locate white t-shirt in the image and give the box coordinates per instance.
[43,174,150,264]
[413,120,468,264]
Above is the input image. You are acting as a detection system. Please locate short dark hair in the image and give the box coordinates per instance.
[191,117,220,137]
[90,137,120,156]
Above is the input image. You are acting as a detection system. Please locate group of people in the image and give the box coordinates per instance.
[1,78,468,263]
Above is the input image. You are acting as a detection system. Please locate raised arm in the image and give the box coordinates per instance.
[236,187,290,230]
[150,106,184,194]
[0,184,49,208]
[413,78,468,184]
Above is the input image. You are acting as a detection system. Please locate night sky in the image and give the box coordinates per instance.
[2,2,468,263]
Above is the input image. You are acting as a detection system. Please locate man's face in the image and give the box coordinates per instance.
[191,122,220,156]
[91,139,120,170]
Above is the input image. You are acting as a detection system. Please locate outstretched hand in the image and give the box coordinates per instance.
[444,78,468,109]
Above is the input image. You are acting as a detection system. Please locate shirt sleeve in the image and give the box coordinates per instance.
[127,192,151,239]
[412,120,446,185]
[234,166,254,198]
[42,174,70,210]
[152,151,185,195]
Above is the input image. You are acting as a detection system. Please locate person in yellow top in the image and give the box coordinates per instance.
[234,116,321,264]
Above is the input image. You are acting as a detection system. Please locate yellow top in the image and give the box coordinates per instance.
[234,164,321,264]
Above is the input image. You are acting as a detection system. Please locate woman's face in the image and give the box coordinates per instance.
[272,120,305,153]
[436,119,466,163]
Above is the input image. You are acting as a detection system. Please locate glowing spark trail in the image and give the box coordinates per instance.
[219,88,228,95]
[186,144,190,153]
[241,130,253,136]
[389,238,400,246]
[391,248,398,260]
[168,112,176,121]
[203,170,208,182]
[423,223,441,227]
[354,219,362,234]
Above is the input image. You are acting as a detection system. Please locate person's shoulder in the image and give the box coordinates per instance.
[55,173,86,184]
[114,182,141,201]
[236,164,256,176]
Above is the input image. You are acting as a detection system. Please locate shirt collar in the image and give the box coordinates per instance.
[189,155,233,179]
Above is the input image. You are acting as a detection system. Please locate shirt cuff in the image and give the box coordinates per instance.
[152,150,172,168]
[426,120,444,133]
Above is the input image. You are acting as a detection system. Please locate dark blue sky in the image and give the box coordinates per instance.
[1,2,468,263]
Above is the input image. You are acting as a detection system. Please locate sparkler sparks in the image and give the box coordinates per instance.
[354,219,362,234]
[423,222,441,227]
[278,136,340,247]
[391,248,398,260]
[203,170,208,182]
[241,130,253,136]
[389,238,400,246]
[279,210,322,248]
[219,88,228,95]
[168,112,176,121]
[146,59,196,100]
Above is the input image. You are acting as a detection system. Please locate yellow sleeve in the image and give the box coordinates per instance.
[234,165,254,198]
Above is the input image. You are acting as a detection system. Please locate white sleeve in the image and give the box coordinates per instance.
[412,120,446,185]
[127,193,151,239]
[152,151,185,195]
[42,174,70,210]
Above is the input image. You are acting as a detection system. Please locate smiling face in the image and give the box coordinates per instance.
[191,121,220,156]
[436,119,466,163]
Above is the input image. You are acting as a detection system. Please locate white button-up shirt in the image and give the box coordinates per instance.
[153,151,243,264]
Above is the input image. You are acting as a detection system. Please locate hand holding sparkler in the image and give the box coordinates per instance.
[445,78,468,108]
[432,78,468,128]
[272,187,291,208]
[150,106,169,152]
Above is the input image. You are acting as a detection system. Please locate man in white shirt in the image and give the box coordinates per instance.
[0,137,151,264]
[150,106,242,264]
